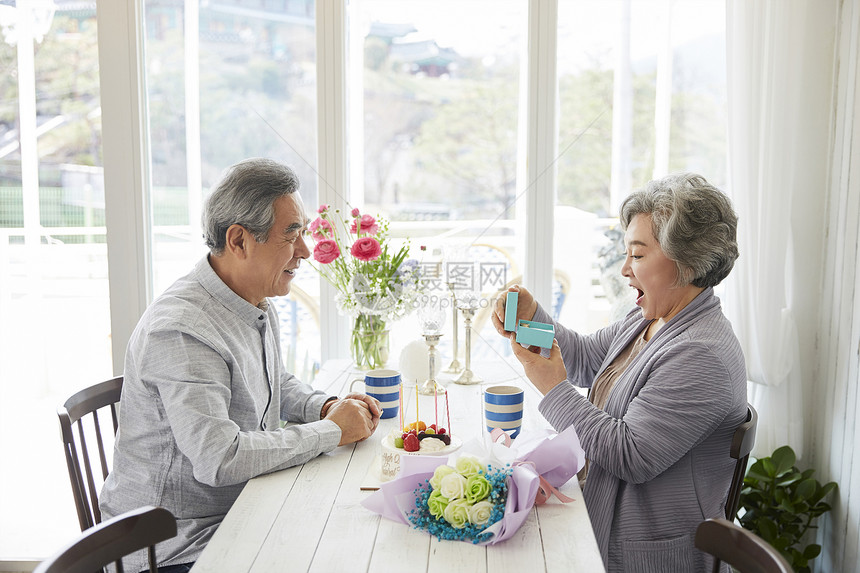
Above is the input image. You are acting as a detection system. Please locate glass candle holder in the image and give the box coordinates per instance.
[417,298,446,395]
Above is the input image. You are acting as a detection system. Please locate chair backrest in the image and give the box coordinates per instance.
[57,376,123,530]
[34,505,177,573]
[695,518,792,573]
[726,404,758,521]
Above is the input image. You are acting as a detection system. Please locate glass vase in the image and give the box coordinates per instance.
[351,313,389,370]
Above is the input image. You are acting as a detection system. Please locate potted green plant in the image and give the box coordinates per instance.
[738,445,837,573]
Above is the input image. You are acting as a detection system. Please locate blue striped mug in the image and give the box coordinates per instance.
[350,369,401,419]
[484,385,524,439]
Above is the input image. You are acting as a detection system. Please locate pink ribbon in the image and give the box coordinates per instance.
[490,427,513,447]
[489,428,575,506]
[532,472,576,505]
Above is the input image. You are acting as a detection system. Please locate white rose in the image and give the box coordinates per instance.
[443,498,470,529]
[439,472,468,500]
[454,456,483,478]
[429,464,455,490]
[468,500,495,526]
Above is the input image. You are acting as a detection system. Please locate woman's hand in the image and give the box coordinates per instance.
[491,285,538,336]
[509,338,567,395]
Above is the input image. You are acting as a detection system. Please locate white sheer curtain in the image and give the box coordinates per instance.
[724,0,810,459]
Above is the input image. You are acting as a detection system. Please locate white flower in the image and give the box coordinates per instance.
[443,498,471,529]
[468,500,495,526]
[454,456,483,478]
[429,464,455,490]
[439,472,468,500]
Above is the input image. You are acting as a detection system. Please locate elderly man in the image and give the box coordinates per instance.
[100,158,380,572]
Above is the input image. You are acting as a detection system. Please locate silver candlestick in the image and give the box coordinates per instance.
[443,282,462,374]
[454,305,482,385]
[417,333,443,395]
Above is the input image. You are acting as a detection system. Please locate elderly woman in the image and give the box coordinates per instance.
[494,172,746,573]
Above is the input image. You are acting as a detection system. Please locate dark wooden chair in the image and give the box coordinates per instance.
[695,518,792,573]
[727,404,758,520]
[34,505,177,573]
[58,376,123,530]
[709,404,759,573]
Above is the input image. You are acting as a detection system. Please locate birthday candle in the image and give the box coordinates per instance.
[434,383,438,430]
[445,391,451,436]
[399,384,403,432]
[415,381,419,427]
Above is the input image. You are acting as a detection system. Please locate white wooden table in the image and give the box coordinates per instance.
[191,359,605,573]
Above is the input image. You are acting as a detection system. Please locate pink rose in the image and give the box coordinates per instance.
[309,217,333,242]
[313,239,341,264]
[317,204,330,214]
[350,214,379,235]
[350,237,382,261]
[351,207,361,217]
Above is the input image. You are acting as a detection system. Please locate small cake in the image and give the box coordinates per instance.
[378,422,461,481]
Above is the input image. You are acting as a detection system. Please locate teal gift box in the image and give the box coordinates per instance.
[514,319,555,349]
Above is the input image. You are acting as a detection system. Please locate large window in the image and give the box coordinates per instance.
[355,0,527,363]
[553,0,727,334]
[144,0,322,381]
[0,1,112,558]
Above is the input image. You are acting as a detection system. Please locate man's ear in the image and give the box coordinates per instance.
[224,224,250,259]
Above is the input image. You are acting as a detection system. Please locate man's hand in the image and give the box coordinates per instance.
[325,396,379,445]
[509,338,567,395]
[491,285,538,336]
[341,392,381,432]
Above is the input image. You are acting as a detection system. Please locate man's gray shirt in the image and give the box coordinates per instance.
[100,256,341,570]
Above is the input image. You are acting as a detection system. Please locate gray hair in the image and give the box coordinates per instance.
[202,158,300,255]
[619,172,739,288]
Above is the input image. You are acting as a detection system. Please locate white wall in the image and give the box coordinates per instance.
[814,1,860,570]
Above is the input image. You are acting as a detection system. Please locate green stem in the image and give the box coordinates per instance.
[351,313,389,369]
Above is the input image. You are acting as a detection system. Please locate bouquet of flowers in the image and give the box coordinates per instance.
[309,205,421,369]
[362,426,585,545]
[409,456,512,543]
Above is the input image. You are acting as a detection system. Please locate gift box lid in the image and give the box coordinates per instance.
[504,291,519,332]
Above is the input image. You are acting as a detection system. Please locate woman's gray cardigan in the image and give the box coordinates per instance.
[535,287,747,573]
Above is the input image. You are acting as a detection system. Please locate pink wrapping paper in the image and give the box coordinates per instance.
[361,425,585,544]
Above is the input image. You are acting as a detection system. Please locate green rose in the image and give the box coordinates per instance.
[427,489,449,519]
[429,464,455,490]
[468,500,495,526]
[454,456,483,478]
[443,498,471,529]
[464,474,492,504]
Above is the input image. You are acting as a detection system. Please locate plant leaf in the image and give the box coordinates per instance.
[772,445,796,475]
[776,472,802,486]
[796,478,816,501]
[757,516,778,542]
[761,457,777,477]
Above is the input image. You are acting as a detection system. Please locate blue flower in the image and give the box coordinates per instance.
[395,258,420,287]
